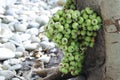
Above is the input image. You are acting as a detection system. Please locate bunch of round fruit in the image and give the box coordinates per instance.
[44,5,102,76]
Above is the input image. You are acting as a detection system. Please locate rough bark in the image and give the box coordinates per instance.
[74,0,105,80]
[100,0,120,80]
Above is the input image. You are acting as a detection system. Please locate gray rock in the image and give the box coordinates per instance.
[0,48,15,60]
[20,33,31,41]
[26,28,39,35]
[16,46,25,52]
[8,21,17,31]
[24,43,39,50]
[9,64,22,70]
[14,22,28,32]
[15,52,23,57]
[0,7,5,14]
[0,70,16,79]
[28,21,40,29]
[36,15,49,26]
[0,24,13,39]
[0,38,9,43]
[2,16,15,23]
[39,26,45,33]
[9,40,23,47]
[38,1,48,9]
[4,6,16,16]
[0,76,5,80]
[3,58,21,65]
[11,78,20,80]
[40,41,55,50]
[3,42,16,52]
[30,35,40,43]
[40,35,49,42]
[10,34,22,45]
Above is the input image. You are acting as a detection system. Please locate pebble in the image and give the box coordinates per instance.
[0,76,5,80]
[15,52,24,57]
[9,64,22,70]
[0,70,16,80]
[36,15,49,26]
[20,33,31,41]
[11,78,20,80]
[26,28,39,35]
[28,21,40,29]
[2,16,15,23]
[10,34,22,44]
[38,55,51,63]
[3,58,21,65]
[38,26,45,33]
[0,48,15,60]
[3,42,16,52]
[24,42,39,50]
[40,41,56,50]
[14,22,28,32]
[16,46,25,52]
[4,6,16,16]
[30,35,40,43]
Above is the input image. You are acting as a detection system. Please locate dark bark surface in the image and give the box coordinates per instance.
[73,0,106,80]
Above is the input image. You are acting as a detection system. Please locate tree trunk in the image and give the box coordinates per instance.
[100,0,120,80]
[75,0,120,80]
[34,0,120,80]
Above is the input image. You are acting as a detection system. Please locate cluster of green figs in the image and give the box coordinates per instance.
[44,0,102,76]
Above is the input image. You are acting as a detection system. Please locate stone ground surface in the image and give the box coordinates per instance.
[0,0,68,80]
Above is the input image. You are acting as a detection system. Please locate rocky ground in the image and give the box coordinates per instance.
[0,0,87,80]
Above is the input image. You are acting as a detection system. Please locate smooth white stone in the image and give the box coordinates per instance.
[14,22,28,32]
[36,15,49,26]
[0,38,9,43]
[15,52,23,57]
[8,21,17,31]
[9,40,23,47]
[4,6,16,16]
[40,35,49,42]
[11,78,20,80]
[50,7,62,14]
[0,24,13,39]
[30,35,40,43]
[2,16,15,23]
[24,43,39,50]
[28,21,40,29]
[3,42,16,52]
[0,48,15,60]
[20,33,31,41]
[2,64,11,70]
[38,55,51,63]
[26,28,38,35]
[38,1,48,9]
[0,7,5,14]
[16,46,25,52]
[9,64,22,70]
[39,26,45,33]
[0,76,5,80]
[0,70,16,79]
[4,0,17,6]
[10,34,22,44]
[40,41,55,50]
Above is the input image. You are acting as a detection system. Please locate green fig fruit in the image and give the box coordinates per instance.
[92,19,98,25]
[78,17,84,24]
[72,22,79,29]
[85,7,93,14]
